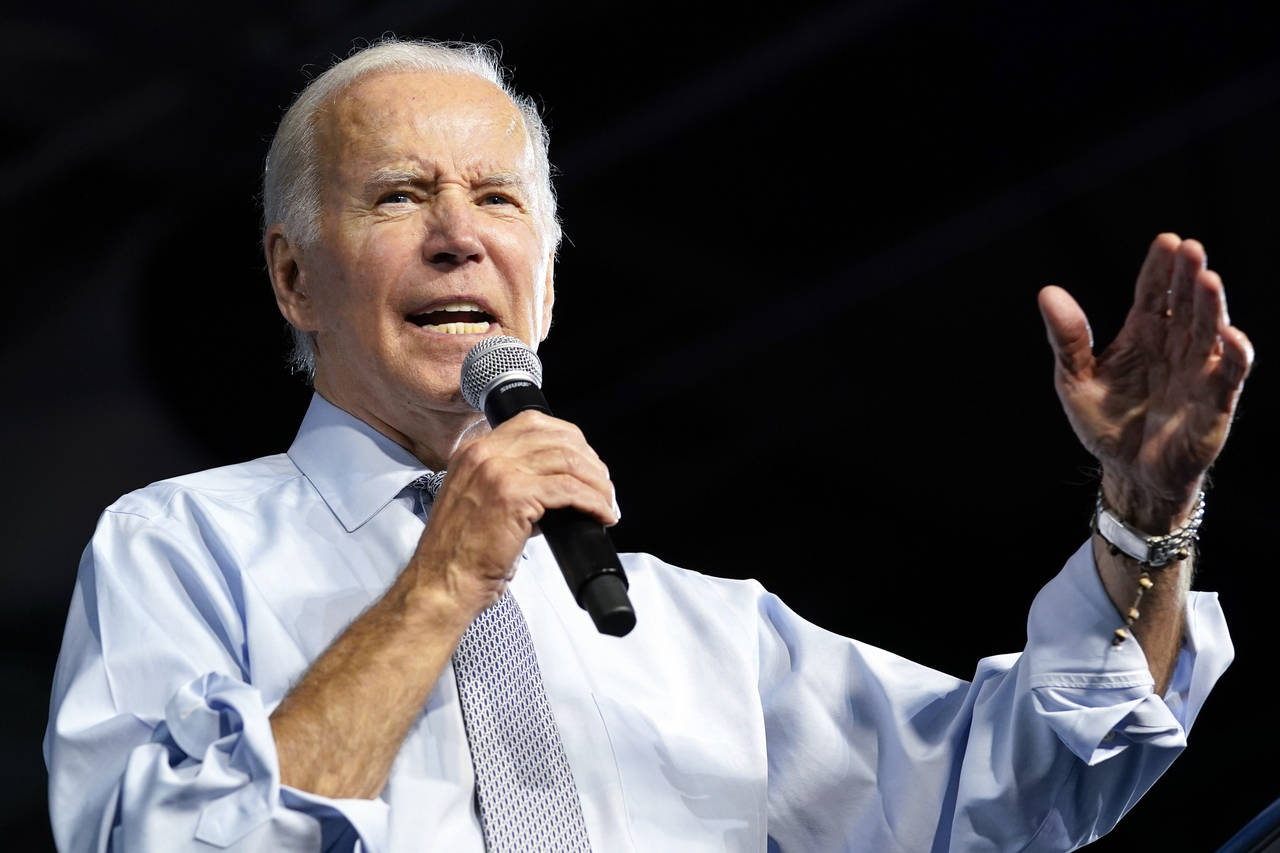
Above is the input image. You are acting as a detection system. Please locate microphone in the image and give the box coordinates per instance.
[461,336,636,637]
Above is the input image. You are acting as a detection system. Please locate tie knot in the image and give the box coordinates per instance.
[410,470,447,502]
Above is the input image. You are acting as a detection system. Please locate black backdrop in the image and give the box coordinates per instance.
[5,0,1278,848]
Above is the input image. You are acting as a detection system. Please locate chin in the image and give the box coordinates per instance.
[397,372,475,414]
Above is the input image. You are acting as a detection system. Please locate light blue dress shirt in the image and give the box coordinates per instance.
[45,394,1233,852]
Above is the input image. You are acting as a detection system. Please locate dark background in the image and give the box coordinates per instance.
[5,0,1277,849]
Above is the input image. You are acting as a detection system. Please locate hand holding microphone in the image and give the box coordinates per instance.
[460,336,636,637]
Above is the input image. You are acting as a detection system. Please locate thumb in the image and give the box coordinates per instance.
[1038,285,1095,378]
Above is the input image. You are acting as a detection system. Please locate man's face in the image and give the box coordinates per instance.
[289,71,553,428]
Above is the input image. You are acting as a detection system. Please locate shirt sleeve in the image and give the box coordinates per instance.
[756,539,1232,852]
[44,506,390,852]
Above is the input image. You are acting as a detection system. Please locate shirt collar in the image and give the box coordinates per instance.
[288,393,434,532]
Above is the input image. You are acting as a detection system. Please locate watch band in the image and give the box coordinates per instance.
[1094,490,1205,567]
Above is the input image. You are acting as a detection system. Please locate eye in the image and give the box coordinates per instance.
[480,192,516,206]
[377,191,415,205]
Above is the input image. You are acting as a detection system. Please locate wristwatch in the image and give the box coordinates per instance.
[1094,490,1205,567]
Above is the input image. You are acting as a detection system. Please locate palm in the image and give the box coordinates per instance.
[1039,235,1253,515]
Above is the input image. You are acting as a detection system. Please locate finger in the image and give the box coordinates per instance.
[486,415,608,480]
[499,409,579,440]
[452,413,612,496]
[1131,233,1181,317]
[1167,239,1206,332]
[502,422,610,481]
[1208,325,1254,411]
[538,473,620,526]
[1189,268,1225,361]
[526,444,614,498]
[1038,285,1094,378]
[500,411,605,462]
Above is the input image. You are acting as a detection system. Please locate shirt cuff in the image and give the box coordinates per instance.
[1022,540,1233,766]
[161,672,389,850]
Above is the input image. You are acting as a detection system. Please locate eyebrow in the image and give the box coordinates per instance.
[362,168,529,194]
[362,167,427,195]
[477,172,527,189]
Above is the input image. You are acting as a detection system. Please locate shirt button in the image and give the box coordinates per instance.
[1102,730,1117,742]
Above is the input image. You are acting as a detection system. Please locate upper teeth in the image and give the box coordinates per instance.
[438,301,483,312]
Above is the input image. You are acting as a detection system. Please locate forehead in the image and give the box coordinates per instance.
[318,70,532,180]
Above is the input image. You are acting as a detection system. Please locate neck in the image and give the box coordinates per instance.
[313,383,490,472]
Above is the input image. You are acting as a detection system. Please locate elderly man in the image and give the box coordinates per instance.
[45,39,1252,852]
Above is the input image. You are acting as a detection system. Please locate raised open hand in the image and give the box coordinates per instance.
[1038,234,1253,531]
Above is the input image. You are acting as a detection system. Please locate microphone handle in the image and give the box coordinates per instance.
[484,380,636,637]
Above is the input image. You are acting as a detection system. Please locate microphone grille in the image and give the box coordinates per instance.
[460,335,544,411]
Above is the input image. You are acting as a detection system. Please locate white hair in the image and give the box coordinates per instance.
[262,38,561,379]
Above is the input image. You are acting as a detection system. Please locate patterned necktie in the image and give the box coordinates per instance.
[412,472,592,852]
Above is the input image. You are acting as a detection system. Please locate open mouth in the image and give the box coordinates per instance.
[406,301,494,334]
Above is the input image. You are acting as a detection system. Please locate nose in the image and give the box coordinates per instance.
[423,193,484,267]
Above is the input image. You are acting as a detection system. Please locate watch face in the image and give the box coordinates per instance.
[1097,506,1150,564]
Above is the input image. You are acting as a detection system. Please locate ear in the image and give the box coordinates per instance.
[265,225,316,333]
[537,251,556,342]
